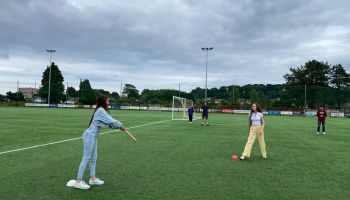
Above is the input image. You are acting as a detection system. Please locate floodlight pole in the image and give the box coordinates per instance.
[304,84,307,111]
[232,84,234,106]
[201,47,213,103]
[120,82,123,97]
[17,81,19,99]
[66,82,68,108]
[46,49,56,105]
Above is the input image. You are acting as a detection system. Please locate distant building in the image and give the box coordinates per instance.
[18,87,38,98]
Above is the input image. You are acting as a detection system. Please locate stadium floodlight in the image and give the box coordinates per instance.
[201,47,214,103]
[46,49,56,105]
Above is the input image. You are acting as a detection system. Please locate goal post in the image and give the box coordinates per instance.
[172,96,194,120]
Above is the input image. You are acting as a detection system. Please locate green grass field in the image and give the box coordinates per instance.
[0,107,349,200]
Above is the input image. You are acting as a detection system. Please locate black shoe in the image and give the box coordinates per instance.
[201,123,203,126]
[206,124,210,126]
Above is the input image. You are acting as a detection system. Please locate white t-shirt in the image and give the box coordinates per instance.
[250,112,263,126]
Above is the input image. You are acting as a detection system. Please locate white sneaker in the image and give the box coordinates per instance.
[317,132,320,135]
[89,178,104,185]
[323,132,326,135]
[73,181,90,190]
[240,156,245,160]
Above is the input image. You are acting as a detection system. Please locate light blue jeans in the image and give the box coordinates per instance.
[77,127,99,180]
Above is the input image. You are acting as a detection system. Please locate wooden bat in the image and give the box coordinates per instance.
[124,129,137,142]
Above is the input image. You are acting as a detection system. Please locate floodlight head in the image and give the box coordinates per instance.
[209,47,213,50]
[206,48,209,50]
[201,48,205,51]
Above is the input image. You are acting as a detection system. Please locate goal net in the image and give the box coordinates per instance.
[172,96,194,120]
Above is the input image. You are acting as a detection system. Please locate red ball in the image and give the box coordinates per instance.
[231,155,238,160]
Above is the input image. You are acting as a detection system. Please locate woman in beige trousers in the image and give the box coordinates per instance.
[240,103,267,160]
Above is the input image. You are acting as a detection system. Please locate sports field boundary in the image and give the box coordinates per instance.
[0,119,172,156]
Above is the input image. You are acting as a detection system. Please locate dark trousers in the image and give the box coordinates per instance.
[189,115,193,122]
[317,120,326,132]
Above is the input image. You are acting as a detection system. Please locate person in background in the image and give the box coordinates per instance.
[188,106,194,123]
[317,106,327,135]
[201,102,209,126]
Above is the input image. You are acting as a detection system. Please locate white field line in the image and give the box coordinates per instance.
[0,119,172,155]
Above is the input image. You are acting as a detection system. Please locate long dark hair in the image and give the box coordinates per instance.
[249,103,262,124]
[88,95,109,127]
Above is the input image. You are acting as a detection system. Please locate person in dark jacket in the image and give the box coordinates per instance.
[188,106,194,123]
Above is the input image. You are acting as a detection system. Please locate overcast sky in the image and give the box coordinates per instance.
[1,0,350,94]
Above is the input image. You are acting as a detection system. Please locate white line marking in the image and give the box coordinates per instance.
[0,119,172,155]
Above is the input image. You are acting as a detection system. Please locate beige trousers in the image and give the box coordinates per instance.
[242,125,267,158]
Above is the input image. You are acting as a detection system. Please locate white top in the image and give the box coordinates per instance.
[250,112,263,126]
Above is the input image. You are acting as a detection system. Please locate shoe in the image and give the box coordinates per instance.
[73,181,90,190]
[317,132,320,135]
[262,157,267,159]
[323,132,326,135]
[206,124,210,126]
[201,123,203,126]
[89,178,104,186]
[239,156,245,160]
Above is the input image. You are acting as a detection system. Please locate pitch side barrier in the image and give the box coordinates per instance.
[25,103,180,111]
[221,109,345,118]
[24,104,345,118]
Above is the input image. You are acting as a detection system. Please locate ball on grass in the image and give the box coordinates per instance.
[231,155,238,160]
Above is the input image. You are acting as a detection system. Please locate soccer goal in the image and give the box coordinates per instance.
[172,96,194,120]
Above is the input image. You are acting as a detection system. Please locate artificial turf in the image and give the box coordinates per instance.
[0,107,349,200]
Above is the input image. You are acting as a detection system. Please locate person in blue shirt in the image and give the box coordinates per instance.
[201,102,210,126]
[71,95,127,190]
[188,106,194,123]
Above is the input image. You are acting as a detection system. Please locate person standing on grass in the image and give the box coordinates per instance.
[71,95,128,190]
[316,106,327,135]
[188,106,194,123]
[201,102,210,126]
[240,103,267,160]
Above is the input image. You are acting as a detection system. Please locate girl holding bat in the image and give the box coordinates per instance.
[71,95,127,190]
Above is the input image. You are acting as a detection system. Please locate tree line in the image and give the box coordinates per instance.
[2,60,350,110]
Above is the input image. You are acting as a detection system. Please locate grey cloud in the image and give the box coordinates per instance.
[1,0,350,94]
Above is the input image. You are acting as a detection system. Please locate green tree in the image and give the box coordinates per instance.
[122,84,140,99]
[38,62,65,103]
[111,92,120,100]
[79,79,97,105]
[6,91,24,101]
[284,60,331,108]
[95,89,111,97]
[249,88,259,103]
[284,60,330,86]
[94,89,111,99]
[190,87,205,103]
[329,64,350,108]
[67,87,79,99]
[0,94,5,101]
